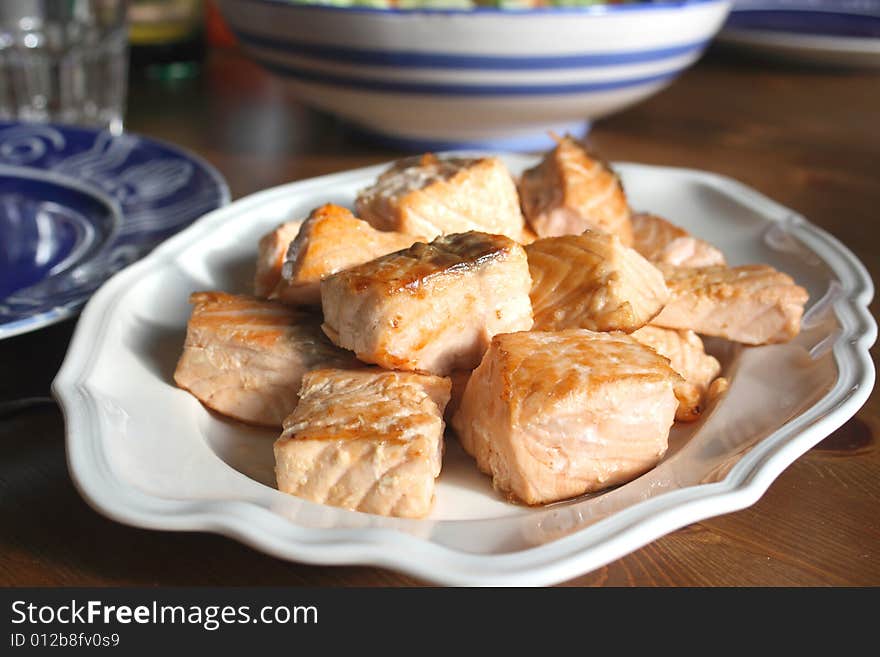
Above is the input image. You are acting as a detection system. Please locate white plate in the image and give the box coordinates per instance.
[717,28,880,67]
[717,1,880,67]
[52,156,876,586]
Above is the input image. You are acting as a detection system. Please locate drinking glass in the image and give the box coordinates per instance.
[0,0,129,135]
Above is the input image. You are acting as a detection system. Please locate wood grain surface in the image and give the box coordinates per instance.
[1,47,877,587]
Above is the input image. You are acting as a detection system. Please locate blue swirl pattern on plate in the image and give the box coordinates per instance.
[0,168,120,299]
[0,122,230,339]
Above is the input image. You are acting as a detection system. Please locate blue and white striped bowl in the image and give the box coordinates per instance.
[218,0,732,150]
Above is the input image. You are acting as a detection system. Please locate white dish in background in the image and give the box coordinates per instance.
[718,27,880,67]
[718,0,880,67]
[53,156,876,586]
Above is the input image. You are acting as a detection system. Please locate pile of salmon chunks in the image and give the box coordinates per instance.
[174,137,808,518]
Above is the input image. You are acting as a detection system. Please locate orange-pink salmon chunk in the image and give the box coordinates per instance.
[255,221,301,297]
[174,292,359,428]
[631,212,726,268]
[274,368,450,518]
[452,330,679,505]
[271,204,416,306]
[355,153,525,241]
[320,231,534,376]
[518,135,633,244]
[651,264,809,345]
[526,230,668,332]
[631,325,722,422]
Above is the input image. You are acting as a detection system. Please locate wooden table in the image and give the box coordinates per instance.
[2,47,878,587]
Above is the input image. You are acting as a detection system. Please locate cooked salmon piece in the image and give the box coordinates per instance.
[354,154,525,241]
[444,369,472,422]
[519,225,539,245]
[254,221,301,297]
[526,230,668,332]
[321,231,533,376]
[631,212,726,268]
[707,376,729,402]
[451,330,679,505]
[631,325,722,422]
[271,204,416,306]
[274,368,451,518]
[518,135,633,244]
[652,264,809,345]
[174,292,360,428]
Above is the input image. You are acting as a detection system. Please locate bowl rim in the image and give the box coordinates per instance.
[233,0,730,18]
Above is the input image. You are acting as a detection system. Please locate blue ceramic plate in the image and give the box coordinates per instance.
[0,122,229,339]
